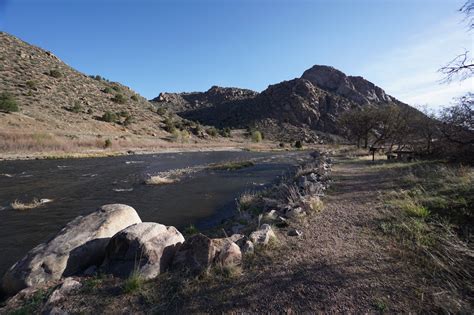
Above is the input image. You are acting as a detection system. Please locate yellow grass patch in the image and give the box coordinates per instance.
[144,175,176,185]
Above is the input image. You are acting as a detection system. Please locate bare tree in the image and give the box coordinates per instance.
[439,93,474,146]
[439,1,474,82]
[439,50,474,83]
[460,0,474,30]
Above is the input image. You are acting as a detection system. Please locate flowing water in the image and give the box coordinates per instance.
[0,150,306,277]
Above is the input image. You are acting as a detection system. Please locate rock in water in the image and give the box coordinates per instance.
[1,204,141,296]
[102,222,184,279]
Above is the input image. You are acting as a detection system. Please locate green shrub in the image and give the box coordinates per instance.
[122,271,144,294]
[184,224,199,236]
[156,107,167,115]
[112,85,121,92]
[130,95,139,101]
[48,69,62,78]
[101,111,118,122]
[102,87,114,94]
[118,110,129,117]
[0,93,19,112]
[251,130,262,142]
[94,75,102,81]
[192,124,204,136]
[104,139,112,148]
[295,140,303,149]
[219,127,232,137]
[206,127,218,137]
[111,93,126,104]
[164,117,176,133]
[69,101,82,113]
[123,115,134,126]
[26,80,37,89]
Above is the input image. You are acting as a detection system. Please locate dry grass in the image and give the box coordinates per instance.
[305,196,324,213]
[0,132,104,153]
[144,175,176,185]
[11,198,43,210]
[237,191,260,211]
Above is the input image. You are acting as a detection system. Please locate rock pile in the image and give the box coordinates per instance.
[227,150,332,238]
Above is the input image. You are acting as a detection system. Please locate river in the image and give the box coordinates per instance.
[0,150,306,277]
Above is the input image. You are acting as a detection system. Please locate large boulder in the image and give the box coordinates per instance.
[171,233,241,274]
[212,239,242,267]
[1,204,141,296]
[171,234,217,274]
[102,222,184,279]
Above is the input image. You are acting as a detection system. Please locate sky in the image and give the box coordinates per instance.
[0,0,472,110]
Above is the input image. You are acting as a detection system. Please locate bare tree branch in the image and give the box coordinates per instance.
[460,0,474,30]
[438,50,474,83]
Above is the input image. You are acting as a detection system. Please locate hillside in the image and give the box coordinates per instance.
[0,32,169,136]
[153,65,411,142]
[0,32,245,158]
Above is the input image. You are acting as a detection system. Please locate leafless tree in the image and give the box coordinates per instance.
[439,1,474,82]
[439,50,474,83]
[460,0,474,30]
[439,93,474,146]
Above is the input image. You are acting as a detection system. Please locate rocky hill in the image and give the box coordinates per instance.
[0,32,171,141]
[152,86,258,113]
[153,65,410,142]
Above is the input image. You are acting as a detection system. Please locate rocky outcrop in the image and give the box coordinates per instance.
[152,86,258,113]
[158,64,404,141]
[301,65,392,105]
[1,204,141,296]
[102,222,184,279]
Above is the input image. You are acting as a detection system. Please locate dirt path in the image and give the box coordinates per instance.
[171,158,434,313]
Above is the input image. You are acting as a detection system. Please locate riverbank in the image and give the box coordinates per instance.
[0,140,302,161]
[2,154,472,313]
[0,151,332,313]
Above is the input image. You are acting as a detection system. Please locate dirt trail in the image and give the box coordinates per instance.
[176,158,434,313]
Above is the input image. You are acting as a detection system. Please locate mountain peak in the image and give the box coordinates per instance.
[301,64,391,104]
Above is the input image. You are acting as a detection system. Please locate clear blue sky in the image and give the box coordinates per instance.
[1,0,472,108]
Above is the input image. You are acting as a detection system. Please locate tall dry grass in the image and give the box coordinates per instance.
[0,132,105,153]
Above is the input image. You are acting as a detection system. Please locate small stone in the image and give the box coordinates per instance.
[46,277,81,305]
[286,207,306,219]
[287,229,303,237]
[242,240,254,254]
